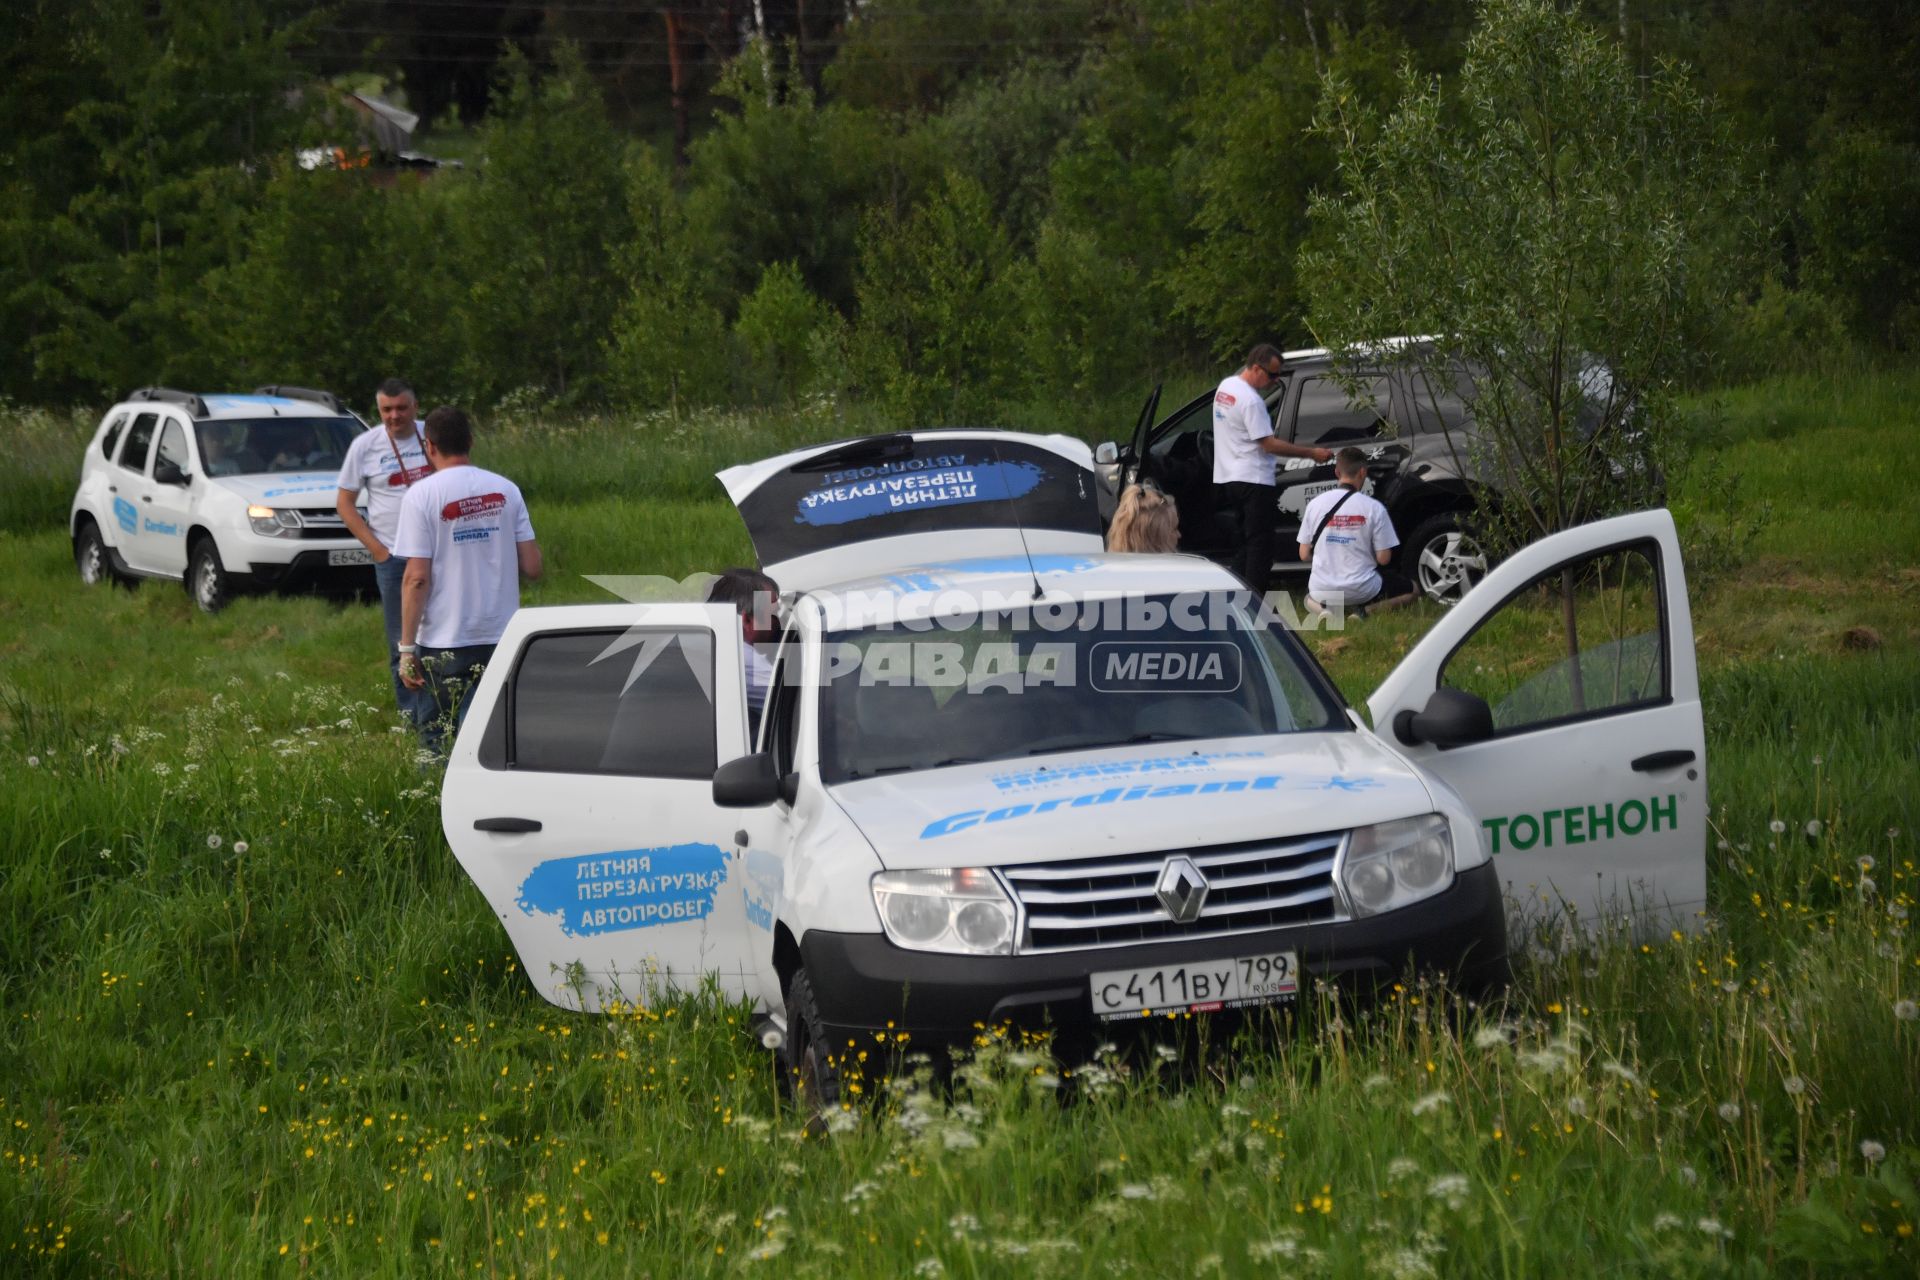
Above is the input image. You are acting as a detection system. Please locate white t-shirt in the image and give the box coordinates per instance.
[1211,374,1276,486]
[392,464,536,649]
[1300,486,1399,603]
[336,421,431,546]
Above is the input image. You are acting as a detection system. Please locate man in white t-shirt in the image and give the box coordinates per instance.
[1212,344,1333,592]
[1297,447,1416,615]
[335,377,435,724]
[394,406,542,756]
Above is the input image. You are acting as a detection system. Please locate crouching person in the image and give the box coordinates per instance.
[1299,447,1417,618]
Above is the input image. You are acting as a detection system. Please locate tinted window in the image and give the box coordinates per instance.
[818,593,1342,784]
[118,413,159,473]
[507,629,716,777]
[195,417,359,477]
[1291,376,1390,445]
[155,421,190,476]
[1440,542,1667,734]
[1401,366,1477,434]
[99,413,128,460]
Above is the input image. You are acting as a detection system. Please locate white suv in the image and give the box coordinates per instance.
[70,386,375,612]
[440,431,1707,1098]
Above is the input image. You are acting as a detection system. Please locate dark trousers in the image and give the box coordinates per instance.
[1217,481,1278,594]
[418,644,496,758]
[375,555,434,725]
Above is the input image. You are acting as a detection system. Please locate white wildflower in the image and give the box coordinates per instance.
[1566,1096,1589,1118]
[150,762,171,777]
[1220,1102,1250,1119]
[26,755,39,768]
[912,1259,946,1278]
[1696,1217,1732,1240]
[1386,1157,1420,1181]
[941,1127,979,1151]
[823,1109,858,1134]
[1426,1173,1471,1209]
[746,1236,786,1261]
[947,1213,980,1238]
[1782,1075,1806,1096]
[1678,1165,1698,1186]
[1601,1061,1641,1086]
[1363,1072,1392,1091]
[1860,1140,1886,1163]
[842,1181,879,1204]
[1472,1024,1513,1050]
[1153,1044,1178,1063]
[1411,1091,1451,1116]
[1768,819,1786,835]
[1248,1232,1302,1262]
[1117,1183,1156,1201]
[206,834,223,850]
[233,841,249,855]
[1894,999,1918,1021]
[1652,1213,1683,1231]
[1804,819,1821,838]
[1717,1102,1741,1122]
[1859,877,1877,896]
[1378,1248,1438,1279]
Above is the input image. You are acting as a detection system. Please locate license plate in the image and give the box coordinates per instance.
[328,548,373,566]
[1089,951,1298,1020]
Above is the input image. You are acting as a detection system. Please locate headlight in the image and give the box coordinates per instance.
[871,868,1015,955]
[1338,814,1455,918]
[247,505,301,537]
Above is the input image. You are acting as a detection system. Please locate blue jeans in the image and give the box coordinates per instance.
[418,644,496,759]
[375,555,433,725]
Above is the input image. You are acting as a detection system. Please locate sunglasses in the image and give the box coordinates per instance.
[1260,365,1285,380]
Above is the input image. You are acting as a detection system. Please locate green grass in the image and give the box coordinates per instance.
[3,370,1918,1276]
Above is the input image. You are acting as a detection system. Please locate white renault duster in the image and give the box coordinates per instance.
[442,431,1706,1097]
[69,386,374,612]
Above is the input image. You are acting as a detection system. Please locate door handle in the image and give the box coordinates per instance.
[474,816,542,833]
[1630,749,1695,773]
[142,495,153,503]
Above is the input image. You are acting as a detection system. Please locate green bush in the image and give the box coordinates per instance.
[733,261,832,402]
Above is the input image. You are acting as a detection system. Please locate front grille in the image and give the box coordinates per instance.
[1002,831,1344,953]
[293,507,351,539]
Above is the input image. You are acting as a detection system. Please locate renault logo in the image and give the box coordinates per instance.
[1155,856,1210,924]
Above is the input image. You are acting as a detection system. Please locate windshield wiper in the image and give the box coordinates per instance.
[1121,731,1200,744]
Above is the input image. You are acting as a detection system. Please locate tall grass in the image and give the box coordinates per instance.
[3,370,1917,1275]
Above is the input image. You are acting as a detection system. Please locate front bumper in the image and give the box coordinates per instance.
[799,861,1507,1050]
[245,547,376,595]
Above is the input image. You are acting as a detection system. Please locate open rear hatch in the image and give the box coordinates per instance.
[717,430,1104,591]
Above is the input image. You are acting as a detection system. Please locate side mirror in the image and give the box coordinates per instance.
[713,752,781,807]
[154,459,188,486]
[1093,441,1118,465]
[1393,688,1494,750]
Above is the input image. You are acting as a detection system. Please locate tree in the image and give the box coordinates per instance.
[1303,0,1758,559]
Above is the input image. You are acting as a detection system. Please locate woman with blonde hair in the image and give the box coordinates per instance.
[1106,482,1180,553]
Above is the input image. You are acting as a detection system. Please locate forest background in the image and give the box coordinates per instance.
[4,0,1919,428]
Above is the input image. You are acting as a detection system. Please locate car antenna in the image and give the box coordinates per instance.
[987,436,1045,601]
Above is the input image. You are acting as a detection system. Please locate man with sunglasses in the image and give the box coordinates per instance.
[1212,344,1334,592]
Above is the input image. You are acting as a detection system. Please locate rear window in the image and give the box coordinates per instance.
[731,436,1100,568]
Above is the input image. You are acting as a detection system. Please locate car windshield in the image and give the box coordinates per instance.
[194,417,359,477]
[818,592,1344,783]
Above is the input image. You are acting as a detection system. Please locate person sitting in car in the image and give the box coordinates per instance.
[200,425,264,477]
[269,425,331,471]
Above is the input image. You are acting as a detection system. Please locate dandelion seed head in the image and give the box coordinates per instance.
[1782,1075,1806,1096]
[1472,1024,1512,1050]
[1804,819,1821,838]
[233,841,249,855]
[206,833,223,850]
[1860,1140,1886,1163]
[26,755,40,768]
[1894,999,1918,1021]
[1717,1102,1741,1122]
[1768,819,1786,835]
[1858,854,1876,872]
[1566,1096,1588,1117]
[1678,1164,1698,1186]
[1411,1090,1451,1116]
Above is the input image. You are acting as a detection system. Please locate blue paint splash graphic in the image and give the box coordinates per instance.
[515,843,729,937]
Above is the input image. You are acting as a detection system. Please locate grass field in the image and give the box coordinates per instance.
[2,372,1916,1276]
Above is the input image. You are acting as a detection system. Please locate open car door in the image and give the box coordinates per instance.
[1367,509,1707,930]
[718,430,1104,592]
[1122,383,1162,491]
[441,602,767,1011]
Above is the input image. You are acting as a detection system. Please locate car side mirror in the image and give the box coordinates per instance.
[1393,688,1494,749]
[713,752,781,807]
[154,459,188,486]
[1093,441,1119,465]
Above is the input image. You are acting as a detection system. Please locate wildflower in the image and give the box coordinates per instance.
[1411,1091,1451,1116]
[26,755,39,768]
[1811,754,1823,766]
[941,1127,979,1151]
[1363,1073,1391,1090]
[1860,1140,1886,1163]
[1696,1217,1732,1240]
[1153,1044,1178,1063]
[1386,1157,1420,1181]
[1860,877,1877,896]
[1717,1102,1741,1122]
[1471,1024,1513,1051]
[947,1214,980,1238]
[842,1181,879,1204]
[912,1260,945,1278]
[1895,999,1918,1021]
[1804,819,1822,839]
[1782,1075,1806,1096]
[1566,1096,1588,1118]
[1678,1165,1698,1186]
[233,841,249,855]
[1248,1232,1303,1261]
[1600,1061,1641,1086]
[1426,1173,1471,1209]
[1653,1213,1683,1231]
[1117,1183,1156,1201]
[206,834,223,850]
[1768,819,1786,835]
[746,1237,786,1261]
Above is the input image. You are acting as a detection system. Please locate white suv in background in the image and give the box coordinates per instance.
[69,386,376,612]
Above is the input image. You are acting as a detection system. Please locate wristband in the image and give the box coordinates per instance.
[397,644,416,654]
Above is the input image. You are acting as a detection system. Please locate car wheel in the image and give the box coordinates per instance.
[74,519,126,588]
[188,537,232,613]
[782,970,845,1132]
[1405,513,1489,607]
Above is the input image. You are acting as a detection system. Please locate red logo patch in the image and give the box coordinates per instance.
[1214,391,1237,407]
[385,464,434,487]
[441,493,507,521]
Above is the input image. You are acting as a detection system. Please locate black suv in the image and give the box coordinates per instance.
[1096,345,1496,605]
